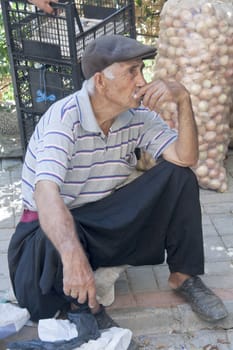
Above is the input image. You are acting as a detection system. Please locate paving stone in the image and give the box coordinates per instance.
[204,261,233,275]
[0,275,11,292]
[0,239,10,252]
[126,266,159,293]
[0,228,14,240]
[0,193,13,208]
[210,214,233,235]
[0,171,11,186]
[200,192,233,205]
[227,329,233,347]
[220,234,233,249]
[152,265,170,291]
[201,214,213,226]
[138,329,231,350]
[0,253,9,276]
[202,274,233,289]
[203,236,231,262]
[202,223,219,237]
[203,202,233,215]
[115,271,131,295]
[0,206,15,228]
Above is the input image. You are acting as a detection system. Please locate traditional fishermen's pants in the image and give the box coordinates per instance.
[8,160,204,321]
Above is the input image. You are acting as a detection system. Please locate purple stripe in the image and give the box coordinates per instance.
[111,122,144,134]
[72,120,81,130]
[22,178,34,191]
[154,135,177,158]
[37,158,67,169]
[44,130,74,143]
[60,193,77,200]
[28,146,36,159]
[77,133,101,140]
[79,188,114,196]
[107,139,137,150]
[74,147,105,155]
[73,138,137,156]
[61,104,76,121]
[47,104,54,123]
[24,161,36,174]
[36,171,64,182]
[75,95,82,123]
[64,174,128,185]
[61,95,76,119]
[22,198,34,207]
[44,145,69,156]
[68,159,135,170]
[145,130,165,150]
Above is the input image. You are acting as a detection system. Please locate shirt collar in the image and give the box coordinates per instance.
[75,81,135,133]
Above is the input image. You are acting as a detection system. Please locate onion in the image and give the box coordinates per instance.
[218,94,228,104]
[202,80,212,88]
[198,101,209,112]
[206,120,216,131]
[189,83,202,95]
[195,164,209,177]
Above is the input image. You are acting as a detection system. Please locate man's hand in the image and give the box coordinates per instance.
[28,0,58,14]
[135,79,198,167]
[135,79,189,113]
[62,245,97,309]
[34,180,98,310]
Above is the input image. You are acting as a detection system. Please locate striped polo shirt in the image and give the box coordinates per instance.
[22,81,177,210]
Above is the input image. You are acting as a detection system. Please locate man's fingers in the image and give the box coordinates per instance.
[87,286,98,309]
[77,289,87,304]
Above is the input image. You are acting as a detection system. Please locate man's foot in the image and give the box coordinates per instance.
[174,276,228,322]
[94,304,140,349]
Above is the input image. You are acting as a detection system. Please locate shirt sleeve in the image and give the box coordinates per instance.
[136,109,178,159]
[34,121,75,188]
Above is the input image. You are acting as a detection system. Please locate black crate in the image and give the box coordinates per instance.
[2,0,135,64]
[14,59,74,113]
[1,0,136,154]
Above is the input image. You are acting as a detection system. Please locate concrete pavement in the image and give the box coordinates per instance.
[0,150,233,349]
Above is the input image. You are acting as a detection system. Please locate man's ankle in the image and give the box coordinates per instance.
[168,272,191,289]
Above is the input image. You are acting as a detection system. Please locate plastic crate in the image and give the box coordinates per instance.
[1,0,136,154]
[13,59,74,113]
[2,0,135,62]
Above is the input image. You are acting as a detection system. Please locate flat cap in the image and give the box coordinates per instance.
[81,34,156,80]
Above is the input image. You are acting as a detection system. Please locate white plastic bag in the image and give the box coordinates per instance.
[38,318,78,342]
[0,303,30,339]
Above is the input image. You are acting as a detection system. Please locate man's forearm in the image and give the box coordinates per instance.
[175,94,199,165]
[34,180,84,260]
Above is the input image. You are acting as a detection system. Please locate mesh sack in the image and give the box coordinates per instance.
[153,0,233,192]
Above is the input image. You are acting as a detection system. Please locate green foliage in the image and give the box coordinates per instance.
[0,11,10,78]
[0,9,14,103]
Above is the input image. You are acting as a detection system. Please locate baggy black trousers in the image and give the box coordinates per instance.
[8,160,204,321]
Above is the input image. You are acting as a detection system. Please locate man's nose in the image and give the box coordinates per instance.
[136,72,146,87]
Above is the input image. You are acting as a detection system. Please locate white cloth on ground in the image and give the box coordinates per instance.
[0,303,30,339]
[38,318,131,350]
[38,318,78,341]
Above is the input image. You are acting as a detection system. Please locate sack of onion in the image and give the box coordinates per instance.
[153,0,233,192]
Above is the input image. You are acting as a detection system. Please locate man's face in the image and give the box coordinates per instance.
[102,60,147,110]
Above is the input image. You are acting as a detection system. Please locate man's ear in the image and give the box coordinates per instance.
[93,72,106,94]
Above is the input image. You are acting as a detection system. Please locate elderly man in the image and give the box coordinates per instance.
[8,35,227,347]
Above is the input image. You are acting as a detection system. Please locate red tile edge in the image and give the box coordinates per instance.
[109,288,233,310]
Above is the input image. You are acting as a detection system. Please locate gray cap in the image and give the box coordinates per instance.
[81,35,156,79]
